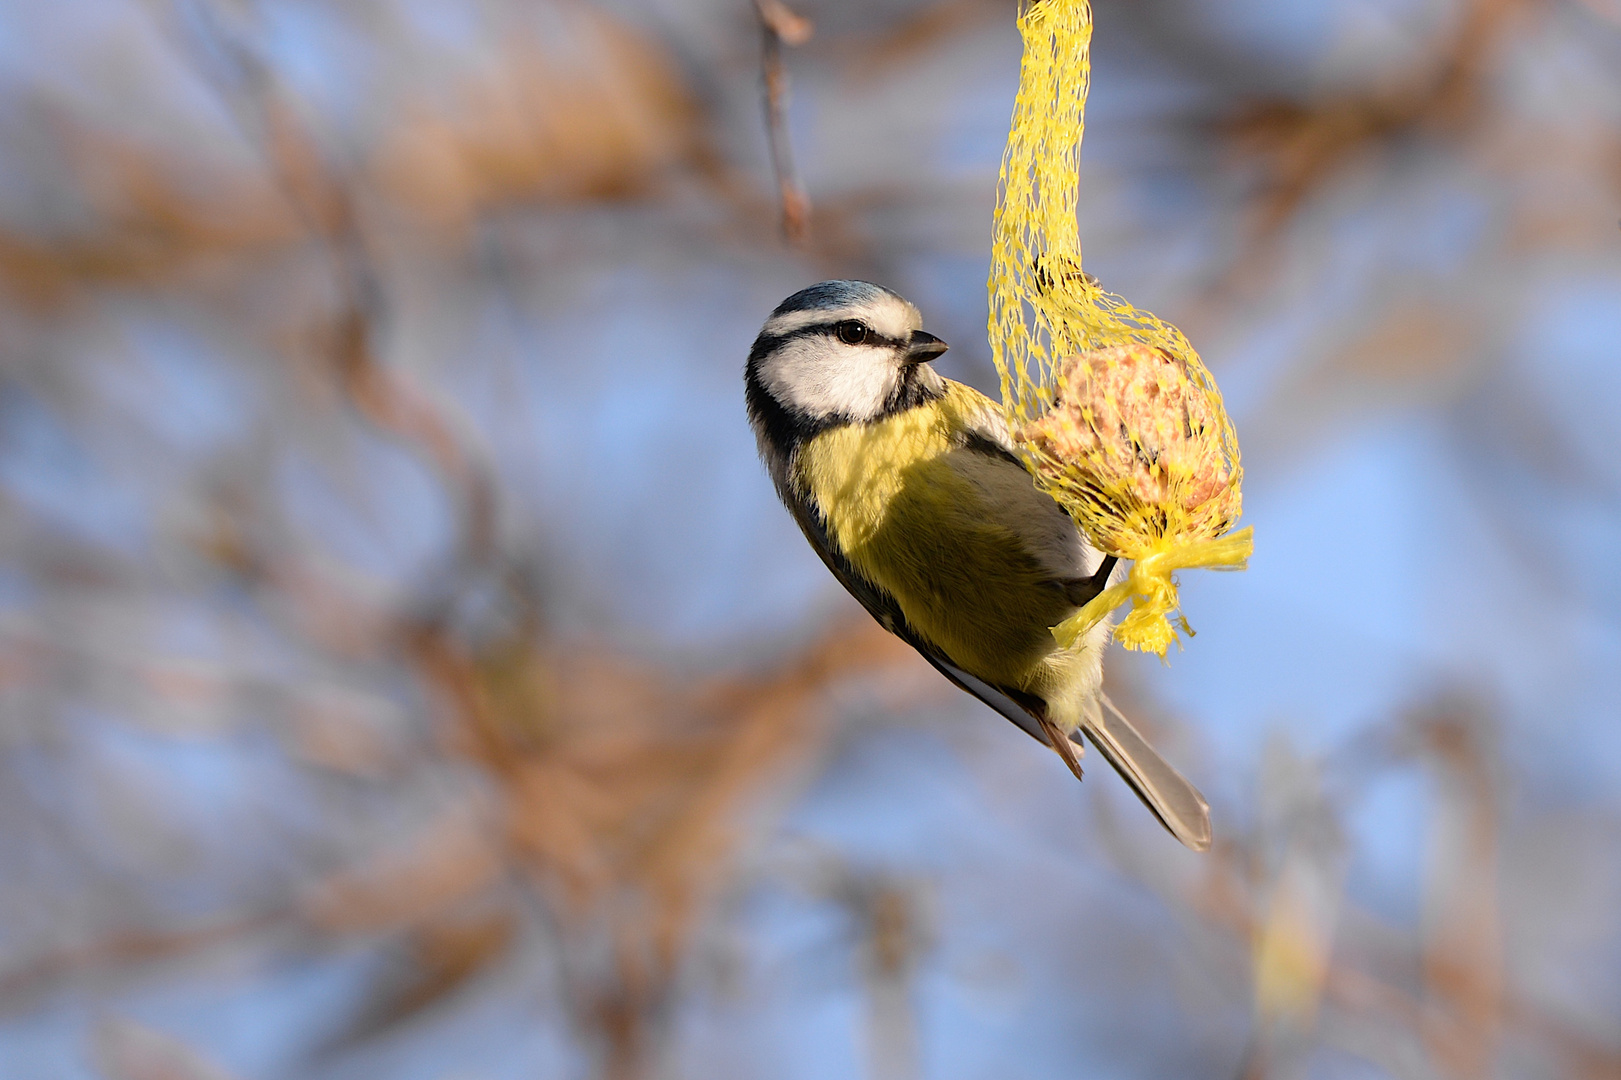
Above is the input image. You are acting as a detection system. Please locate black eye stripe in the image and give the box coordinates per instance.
[753,321,908,352]
[827,321,902,348]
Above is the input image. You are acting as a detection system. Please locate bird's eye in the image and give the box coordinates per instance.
[835,320,870,346]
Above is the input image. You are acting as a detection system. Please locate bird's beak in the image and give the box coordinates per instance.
[905,330,949,364]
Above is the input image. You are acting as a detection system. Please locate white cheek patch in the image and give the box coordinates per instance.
[759,337,900,421]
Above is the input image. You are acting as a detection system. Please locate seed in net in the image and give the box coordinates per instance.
[1017,343,1238,525]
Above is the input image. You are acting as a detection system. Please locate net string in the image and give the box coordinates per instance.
[987,0,1252,656]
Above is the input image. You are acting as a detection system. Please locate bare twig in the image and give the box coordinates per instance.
[755,0,814,245]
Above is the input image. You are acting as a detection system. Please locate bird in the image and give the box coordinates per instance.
[745,280,1211,851]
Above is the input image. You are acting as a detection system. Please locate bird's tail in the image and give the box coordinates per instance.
[1080,692,1212,852]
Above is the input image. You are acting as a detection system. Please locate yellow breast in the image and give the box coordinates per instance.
[794,383,1075,686]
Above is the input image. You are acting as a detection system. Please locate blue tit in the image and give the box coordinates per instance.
[745,280,1211,851]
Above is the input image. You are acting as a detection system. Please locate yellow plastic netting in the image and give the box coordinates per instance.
[988,0,1253,657]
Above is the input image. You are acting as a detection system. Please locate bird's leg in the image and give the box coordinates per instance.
[1059,554,1119,609]
[1088,553,1119,593]
[1037,714,1085,781]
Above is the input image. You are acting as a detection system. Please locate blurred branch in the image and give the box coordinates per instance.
[322,907,520,1049]
[1409,699,1504,1080]
[850,872,929,1080]
[94,1017,241,1080]
[158,0,503,609]
[348,614,917,1077]
[755,0,815,245]
[1221,0,1541,246]
[0,98,296,307]
[846,0,1006,66]
[762,840,932,1080]
[0,912,285,1007]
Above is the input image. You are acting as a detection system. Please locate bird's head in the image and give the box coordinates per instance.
[745,280,950,435]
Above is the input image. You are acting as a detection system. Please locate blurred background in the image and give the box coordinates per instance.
[0,0,1618,1077]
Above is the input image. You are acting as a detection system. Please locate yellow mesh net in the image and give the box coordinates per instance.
[988,0,1253,657]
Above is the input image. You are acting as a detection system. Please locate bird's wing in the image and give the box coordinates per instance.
[1083,693,1212,852]
[785,493,1061,751]
[920,653,1055,748]
[941,385,1105,590]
